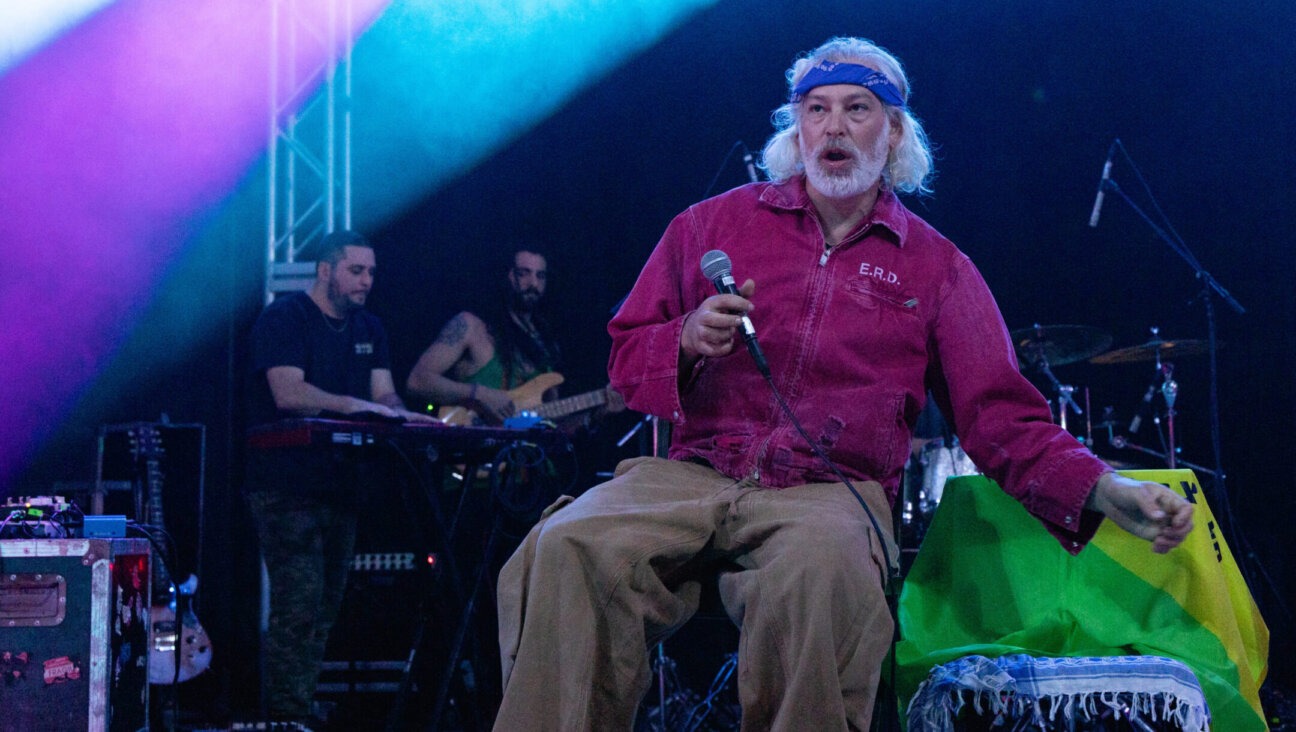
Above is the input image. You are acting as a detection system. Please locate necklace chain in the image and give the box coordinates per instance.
[323,310,349,333]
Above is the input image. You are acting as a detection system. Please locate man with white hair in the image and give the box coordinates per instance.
[490,37,1194,731]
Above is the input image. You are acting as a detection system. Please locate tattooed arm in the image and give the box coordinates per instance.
[407,311,515,423]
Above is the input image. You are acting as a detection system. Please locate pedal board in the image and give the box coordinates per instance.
[1,496,81,539]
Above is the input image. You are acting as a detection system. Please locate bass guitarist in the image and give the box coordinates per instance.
[409,247,609,426]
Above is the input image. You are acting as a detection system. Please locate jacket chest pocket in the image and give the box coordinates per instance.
[837,276,927,358]
[844,277,920,314]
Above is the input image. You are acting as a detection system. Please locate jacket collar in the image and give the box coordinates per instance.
[760,176,910,247]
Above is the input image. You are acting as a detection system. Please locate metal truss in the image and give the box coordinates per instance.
[266,0,354,302]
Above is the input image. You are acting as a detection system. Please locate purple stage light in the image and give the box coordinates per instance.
[0,0,389,488]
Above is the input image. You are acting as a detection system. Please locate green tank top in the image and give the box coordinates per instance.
[465,353,508,389]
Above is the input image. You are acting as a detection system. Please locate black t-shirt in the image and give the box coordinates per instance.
[246,293,392,495]
[247,292,391,428]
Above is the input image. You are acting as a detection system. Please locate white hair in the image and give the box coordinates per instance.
[759,37,934,195]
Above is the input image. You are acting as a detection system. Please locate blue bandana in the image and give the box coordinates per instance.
[790,61,906,108]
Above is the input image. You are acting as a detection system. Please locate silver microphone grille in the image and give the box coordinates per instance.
[700,249,732,281]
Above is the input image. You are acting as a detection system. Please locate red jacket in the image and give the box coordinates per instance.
[608,178,1109,552]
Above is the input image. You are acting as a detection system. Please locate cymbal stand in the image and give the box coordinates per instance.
[1033,351,1083,435]
[615,413,654,448]
[1159,358,1178,469]
[1084,388,1093,448]
[1105,337,1211,473]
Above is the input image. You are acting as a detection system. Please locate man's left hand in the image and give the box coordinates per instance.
[1086,472,1194,554]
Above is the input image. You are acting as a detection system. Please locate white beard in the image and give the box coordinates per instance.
[802,136,888,199]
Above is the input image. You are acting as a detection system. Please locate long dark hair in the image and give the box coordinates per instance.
[489,247,561,386]
[490,303,561,387]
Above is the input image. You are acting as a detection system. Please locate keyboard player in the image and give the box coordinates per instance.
[244,230,431,729]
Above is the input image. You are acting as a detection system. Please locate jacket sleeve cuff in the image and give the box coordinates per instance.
[1024,456,1112,554]
[633,312,696,425]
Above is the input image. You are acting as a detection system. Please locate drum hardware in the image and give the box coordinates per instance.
[1091,324,1219,471]
[1054,384,1079,430]
[1089,410,1148,471]
[1091,328,1216,477]
[1104,433,1216,478]
[918,438,978,519]
[1088,145,1274,612]
[1052,385,1097,447]
[1088,336,1215,365]
[1011,324,1106,440]
[1088,322,1218,471]
[899,434,981,560]
[1161,365,1179,469]
[1010,324,1113,368]
[1083,388,1093,448]
[1150,336,1178,470]
[1041,363,1078,427]
[1127,384,1156,435]
[1094,327,1196,471]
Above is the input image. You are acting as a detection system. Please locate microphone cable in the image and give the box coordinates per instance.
[751,368,898,585]
[698,248,905,724]
[754,365,906,729]
[701,241,906,724]
[700,249,893,579]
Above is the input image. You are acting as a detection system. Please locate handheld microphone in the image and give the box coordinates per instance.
[1088,141,1116,228]
[700,250,770,377]
[740,145,759,183]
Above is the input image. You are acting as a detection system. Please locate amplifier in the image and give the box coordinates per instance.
[0,539,151,732]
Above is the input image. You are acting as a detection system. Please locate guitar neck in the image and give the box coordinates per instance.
[131,425,169,596]
[145,458,168,592]
[146,460,164,526]
[533,388,606,420]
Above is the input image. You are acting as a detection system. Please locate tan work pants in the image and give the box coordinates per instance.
[494,457,896,731]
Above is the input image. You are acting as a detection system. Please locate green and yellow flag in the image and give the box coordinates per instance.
[893,469,1269,730]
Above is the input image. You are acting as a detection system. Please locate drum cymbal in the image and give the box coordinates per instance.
[1090,338,1215,364]
[1010,324,1113,368]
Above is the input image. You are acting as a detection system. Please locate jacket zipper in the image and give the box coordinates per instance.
[751,436,771,482]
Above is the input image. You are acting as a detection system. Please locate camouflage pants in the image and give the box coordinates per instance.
[246,488,357,717]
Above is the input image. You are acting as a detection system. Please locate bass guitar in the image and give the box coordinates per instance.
[437,372,622,427]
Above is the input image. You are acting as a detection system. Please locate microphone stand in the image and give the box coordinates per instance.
[1094,163,1283,613]
[1098,177,1241,498]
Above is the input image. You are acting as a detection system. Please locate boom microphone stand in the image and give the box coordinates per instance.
[1087,140,1283,609]
[1089,140,1242,496]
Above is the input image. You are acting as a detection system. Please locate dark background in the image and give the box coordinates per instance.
[13,0,1293,719]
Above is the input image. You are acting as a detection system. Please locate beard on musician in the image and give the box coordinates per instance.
[489,35,1195,732]
[506,249,547,313]
[801,131,890,200]
[321,242,374,315]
